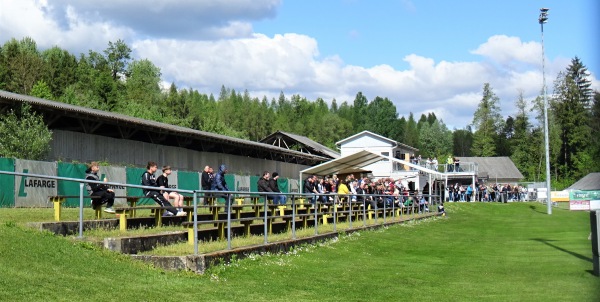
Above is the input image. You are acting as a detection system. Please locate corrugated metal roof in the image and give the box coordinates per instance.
[261,130,340,159]
[457,157,524,180]
[567,173,600,190]
[0,89,329,162]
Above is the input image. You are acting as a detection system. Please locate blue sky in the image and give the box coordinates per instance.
[255,1,598,73]
[0,0,598,130]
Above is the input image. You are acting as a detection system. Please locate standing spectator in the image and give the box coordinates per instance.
[85,162,116,213]
[454,157,460,172]
[447,155,454,172]
[157,166,186,215]
[432,157,439,172]
[269,172,287,205]
[200,166,214,205]
[211,164,232,210]
[141,161,180,216]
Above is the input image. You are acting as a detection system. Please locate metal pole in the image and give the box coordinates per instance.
[193,191,198,255]
[263,195,268,244]
[348,195,352,228]
[78,182,84,238]
[227,194,232,250]
[539,7,552,215]
[292,196,296,240]
[314,198,318,235]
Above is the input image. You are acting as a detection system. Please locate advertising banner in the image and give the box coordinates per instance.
[126,167,153,205]
[178,170,199,197]
[15,159,57,207]
[289,178,300,193]
[57,162,87,207]
[98,166,127,206]
[0,157,15,207]
[277,177,289,193]
[570,200,590,211]
[234,175,251,193]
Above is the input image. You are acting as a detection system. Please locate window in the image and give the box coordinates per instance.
[381,152,389,162]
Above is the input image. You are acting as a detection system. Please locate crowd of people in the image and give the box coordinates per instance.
[86,161,450,216]
[303,174,437,213]
[447,182,529,202]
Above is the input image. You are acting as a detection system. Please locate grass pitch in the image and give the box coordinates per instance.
[0,202,597,301]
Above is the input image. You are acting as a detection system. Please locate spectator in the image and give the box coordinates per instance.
[438,203,446,216]
[447,155,454,172]
[337,180,350,203]
[454,157,460,172]
[200,166,214,205]
[432,157,438,171]
[211,164,232,210]
[141,161,180,216]
[303,175,318,204]
[269,172,287,205]
[356,182,374,209]
[157,165,186,215]
[85,162,116,213]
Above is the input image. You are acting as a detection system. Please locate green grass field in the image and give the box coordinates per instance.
[0,202,598,301]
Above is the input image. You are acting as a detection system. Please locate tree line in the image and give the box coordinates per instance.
[0,37,598,189]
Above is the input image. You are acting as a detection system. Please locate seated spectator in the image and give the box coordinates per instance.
[438,203,446,216]
[85,162,116,213]
[141,161,180,216]
[304,175,318,204]
[157,166,186,215]
[268,172,287,205]
[258,171,285,205]
[337,180,350,203]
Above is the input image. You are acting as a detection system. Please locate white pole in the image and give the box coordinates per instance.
[539,8,552,215]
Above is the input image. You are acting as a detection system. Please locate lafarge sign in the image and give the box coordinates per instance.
[15,160,57,207]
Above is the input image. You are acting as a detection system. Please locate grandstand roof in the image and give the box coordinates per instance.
[300,149,384,177]
[457,156,524,181]
[0,90,328,165]
[567,173,600,190]
[260,130,340,159]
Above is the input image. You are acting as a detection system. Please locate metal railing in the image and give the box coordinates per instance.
[0,170,441,255]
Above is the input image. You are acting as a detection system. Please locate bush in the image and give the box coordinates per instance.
[0,103,52,160]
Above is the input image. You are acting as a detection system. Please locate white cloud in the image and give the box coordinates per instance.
[1,0,598,131]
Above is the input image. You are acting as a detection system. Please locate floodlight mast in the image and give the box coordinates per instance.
[539,7,552,215]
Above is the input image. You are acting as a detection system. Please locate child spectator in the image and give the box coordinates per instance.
[157,166,186,215]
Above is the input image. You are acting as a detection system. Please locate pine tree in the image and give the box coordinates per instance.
[471,83,502,156]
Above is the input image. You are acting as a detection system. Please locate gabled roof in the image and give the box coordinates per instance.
[457,157,524,180]
[260,130,340,159]
[567,173,600,190]
[0,90,328,165]
[335,130,418,152]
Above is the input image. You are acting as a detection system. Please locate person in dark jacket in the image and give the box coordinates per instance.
[269,172,286,205]
[304,175,318,204]
[85,162,115,213]
[141,161,180,216]
[211,164,232,210]
[201,166,214,205]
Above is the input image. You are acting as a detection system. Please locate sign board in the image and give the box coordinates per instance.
[570,200,590,211]
[15,159,57,207]
[551,190,570,202]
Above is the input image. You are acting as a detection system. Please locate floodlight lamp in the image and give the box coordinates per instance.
[540,8,549,12]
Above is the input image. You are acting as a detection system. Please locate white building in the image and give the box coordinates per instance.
[336,131,419,180]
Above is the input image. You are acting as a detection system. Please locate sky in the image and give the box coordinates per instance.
[0,0,598,130]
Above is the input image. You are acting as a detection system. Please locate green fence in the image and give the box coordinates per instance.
[0,158,15,207]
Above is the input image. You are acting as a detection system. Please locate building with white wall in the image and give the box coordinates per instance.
[336,131,419,179]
